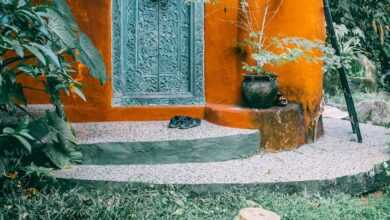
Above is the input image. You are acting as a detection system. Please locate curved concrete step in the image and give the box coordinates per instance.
[73,120,261,165]
[55,118,390,195]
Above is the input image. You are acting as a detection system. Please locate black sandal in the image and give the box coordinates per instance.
[168,116,201,129]
[178,117,201,129]
[168,116,182,128]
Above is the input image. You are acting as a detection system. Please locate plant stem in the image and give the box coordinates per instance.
[259,1,269,49]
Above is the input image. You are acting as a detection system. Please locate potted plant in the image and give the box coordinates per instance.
[238,0,325,108]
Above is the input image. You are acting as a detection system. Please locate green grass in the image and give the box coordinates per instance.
[1,182,390,220]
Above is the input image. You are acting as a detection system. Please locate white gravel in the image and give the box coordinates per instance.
[55,118,389,184]
[73,120,257,144]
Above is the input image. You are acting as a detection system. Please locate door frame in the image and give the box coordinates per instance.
[111,0,205,106]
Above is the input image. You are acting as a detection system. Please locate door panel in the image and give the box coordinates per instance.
[112,0,204,106]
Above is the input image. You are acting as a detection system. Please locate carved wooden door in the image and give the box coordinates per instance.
[112,0,204,106]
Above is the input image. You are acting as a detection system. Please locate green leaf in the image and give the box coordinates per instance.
[2,127,15,135]
[42,143,69,168]
[13,43,24,58]
[71,86,86,101]
[52,0,79,31]
[23,163,54,180]
[17,64,38,77]
[13,134,32,153]
[30,43,61,67]
[40,111,82,168]
[69,151,83,164]
[2,24,19,34]
[0,159,5,177]
[16,9,40,24]
[27,116,50,140]
[77,33,107,84]
[45,8,78,48]
[16,0,27,8]
[47,111,77,145]
[18,130,35,141]
[24,44,46,65]
[172,208,185,216]
[1,37,23,57]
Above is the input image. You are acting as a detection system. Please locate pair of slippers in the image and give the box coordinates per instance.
[168,116,201,129]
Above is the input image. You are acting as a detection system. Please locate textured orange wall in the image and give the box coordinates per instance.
[23,0,325,130]
[265,0,325,129]
[205,0,242,105]
[199,0,326,130]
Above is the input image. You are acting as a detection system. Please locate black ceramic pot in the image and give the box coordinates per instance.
[242,74,278,109]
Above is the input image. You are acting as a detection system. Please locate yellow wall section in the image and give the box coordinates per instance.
[23,0,325,132]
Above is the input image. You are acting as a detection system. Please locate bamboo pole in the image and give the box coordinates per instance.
[323,0,363,143]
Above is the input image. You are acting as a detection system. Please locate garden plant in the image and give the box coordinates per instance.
[0,0,106,176]
[326,0,390,93]
[0,0,389,220]
[237,0,332,108]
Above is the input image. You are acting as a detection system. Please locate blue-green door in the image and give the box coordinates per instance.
[112,0,204,106]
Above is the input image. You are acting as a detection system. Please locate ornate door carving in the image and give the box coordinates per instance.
[112,0,204,105]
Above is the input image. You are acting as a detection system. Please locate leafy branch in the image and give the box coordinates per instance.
[0,0,108,173]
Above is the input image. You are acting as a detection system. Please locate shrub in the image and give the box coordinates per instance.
[0,0,106,175]
[328,0,390,91]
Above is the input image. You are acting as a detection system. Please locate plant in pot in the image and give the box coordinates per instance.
[238,0,325,108]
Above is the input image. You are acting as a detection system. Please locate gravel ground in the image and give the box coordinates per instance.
[55,118,389,184]
[73,120,257,144]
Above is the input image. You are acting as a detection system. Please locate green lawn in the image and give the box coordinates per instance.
[1,182,389,220]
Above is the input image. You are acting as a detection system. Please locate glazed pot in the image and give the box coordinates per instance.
[242,74,278,109]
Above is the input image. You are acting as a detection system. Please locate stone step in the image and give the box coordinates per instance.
[55,118,390,195]
[73,120,260,165]
[26,104,261,164]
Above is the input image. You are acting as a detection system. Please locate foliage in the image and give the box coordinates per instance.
[242,36,328,76]
[0,111,83,176]
[1,183,390,219]
[324,24,377,95]
[327,0,390,93]
[385,162,390,176]
[329,0,390,74]
[332,24,366,72]
[0,0,107,174]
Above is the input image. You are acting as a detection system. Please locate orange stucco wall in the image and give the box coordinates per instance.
[265,0,326,130]
[23,0,325,133]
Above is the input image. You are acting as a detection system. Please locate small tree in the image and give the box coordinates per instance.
[0,0,107,172]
